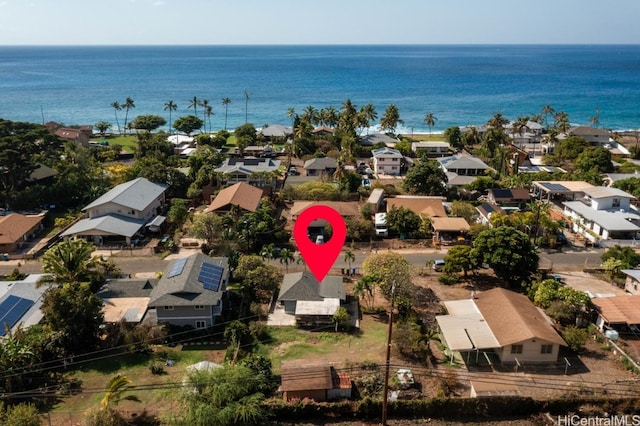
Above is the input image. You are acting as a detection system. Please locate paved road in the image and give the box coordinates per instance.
[0,246,606,277]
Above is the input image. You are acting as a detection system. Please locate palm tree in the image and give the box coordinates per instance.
[553,111,571,133]
[122,97,135,135]
[222,97,231,130]
[295,252,307,272]
[279,248,294,273]
[101,374,140,409]
[343,249,355,273]
[201,99,210,130]
[487,112,509,129]
[424,112,437,134]
[463,125,481,147]
[301,105,319,126]
[111,101,122,134]
[541,104,555,130]
[188,96,200,116]
[40,239,102,285]
[244,90,252,123]
[511,116,530,148]
[164,100,177,134]
[379,104,403,134]
[358,103,377,134]
[205,105,214,133]
[321,106,338,128]
[589,107,601,128]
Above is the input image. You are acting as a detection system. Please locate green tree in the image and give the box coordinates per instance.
[188,95,201,116]
[235,255,283,303]
[180,364,268,426]
[173,115,204,135]
[354,274,379,309]
[224,320,250,363]
[41,281,104,355]
[449,200,477,224]
[385,206,421,238]
[612,177,640,198]
[344,248,356,271]
[362,251,413,299]
[164,100,178,133]
[379,104,403,134]
[41,239,103,286]
[574,146,613,174]
[222,97,231,130]
[129,114,167,132]
[472,226,539,287]
[122,97,135,135]
[111,101,122,134]
[278,248,294,272]
[443,245,475,278]
[0,402,40,426]
[554,136,589,161]
[332,306,350,331]
[602,258,623,281]
[244,90,252,123]
[562,326,589,353]
[189,214,224,248]
[424,112,437,134]
[101,374,140,409]
[402,159,447,195]
[95,121,111,135]
[553,111,571,133]
[601,244,640,269]
[444,126,461,146]
[541,104,555,130]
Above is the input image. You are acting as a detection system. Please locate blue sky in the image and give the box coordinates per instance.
[1,0,639,45]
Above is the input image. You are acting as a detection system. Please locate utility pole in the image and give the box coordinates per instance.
[381,283,396,425]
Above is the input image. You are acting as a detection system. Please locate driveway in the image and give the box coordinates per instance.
[553,271,626,297]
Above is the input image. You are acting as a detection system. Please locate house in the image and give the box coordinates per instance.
[621,270,640,295]
[0,213,46,253]
[567,126,611,146]
[214,157,282,187]
[259,124,293,138]
[506,120,544,145]
[26,163,57,185]
[203,182,263,214]
[303,157,338,177]
[312,126,335,136]
[276,272,345,328]
[372,147,404,176]
[592,295,640,331]
[0,274,47,336]
[148,253,228,328]
[431,217,470,244]
[97,278,156,324]
[278,361,352,402]
[61,177,168,245]
[487,188,531,210]
[436,288,566,365]
[411,141,450,157]
[532,180,594,202]
[438,155,490,177]
[476,203,506,226]
[386,196,447,218]
[563,186,640,241]
[55,125,92,145]
[360,133,398,146]
[290,201,360,220]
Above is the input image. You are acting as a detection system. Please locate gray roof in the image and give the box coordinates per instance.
[98,278,156,299]
[277,272,345,302]
[149,253,228,307]
[439,155,490,171]
[361,133,398,146]
[582,186,635,199]
[259,124,293,137]
[563,201,640,232]
[60,214,145,238]
[0,274,48,333]
[622,269,640,281]
[445,172,476,187]
[372,147,403,158]
[214,157,281,175]
[83,178,167,212]
[605,173,640,183]
[303,157,337,170]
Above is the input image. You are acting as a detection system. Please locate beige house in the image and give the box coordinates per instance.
[203,182,263,214]
[622,270,640,295]
[372,147,404,175]
[437,288,566,365]
[386,196,447,218]
[0,213,46,253]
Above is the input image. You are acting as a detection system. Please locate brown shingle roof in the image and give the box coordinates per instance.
[0,213,45,245]
[431,217,470,232]
[290,201,360,218]
[386,198,446,217]
[279,363,333,392]
[592,296,640,325]
[474,288,566,346]
[204,182,263,213]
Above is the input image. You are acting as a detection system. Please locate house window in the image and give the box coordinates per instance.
[164,306,174,311]
[541,344,553,354]
[194,305,205,310]
[391,158,398,162]
[612,198,620,208]
[195,320,206,329]
[510,344,523,354]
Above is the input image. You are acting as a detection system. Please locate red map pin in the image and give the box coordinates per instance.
[293,205,347,283]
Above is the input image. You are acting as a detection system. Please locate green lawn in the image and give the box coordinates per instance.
[90,134,137,153]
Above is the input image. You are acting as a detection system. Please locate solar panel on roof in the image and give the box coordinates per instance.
[540,182,569,192]
[198,262,224,292]
[0,295,34,336]
[167,257,188,278]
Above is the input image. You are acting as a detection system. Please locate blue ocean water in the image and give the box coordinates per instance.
[0,44,639,133]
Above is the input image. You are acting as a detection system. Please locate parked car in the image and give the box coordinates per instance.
[432,259,445,271]
[362,178,371,189]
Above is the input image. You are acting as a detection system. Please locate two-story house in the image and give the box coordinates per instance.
[148,253,228,328]
[566,126,611,146]
[372,147,404,176]
[411,141,450,157]
[214,157,282,187]
[61,177,167,245]
[563,186,640,241]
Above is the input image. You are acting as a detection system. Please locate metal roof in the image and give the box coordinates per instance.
[83,178,167,212]
[563,201,640,232]
[60,214,145,238]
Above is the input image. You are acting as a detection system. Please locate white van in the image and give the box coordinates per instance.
[374,213,388,237]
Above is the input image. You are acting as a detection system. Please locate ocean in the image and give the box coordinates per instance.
[1,44,639,133]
